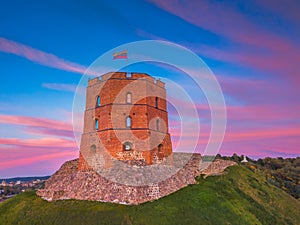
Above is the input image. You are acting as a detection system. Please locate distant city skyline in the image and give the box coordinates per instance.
[0,0,299,178]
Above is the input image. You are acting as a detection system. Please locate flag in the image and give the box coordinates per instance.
[113,50,128,60]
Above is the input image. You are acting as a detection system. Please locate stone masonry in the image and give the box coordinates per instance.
[37,153,236,205]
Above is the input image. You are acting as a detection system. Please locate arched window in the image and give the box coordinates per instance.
[123,142,132,151]
[95,119,99,130]
[126,116,131,128]
[158,144,163,153]
[126,92,132,104]
[126,72,132,78]
[97,96,101,107]
[90,144,96,153]
[156,118,159,131]
[155,97,159,108]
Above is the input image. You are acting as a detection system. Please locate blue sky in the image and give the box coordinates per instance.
[0,0,299,178]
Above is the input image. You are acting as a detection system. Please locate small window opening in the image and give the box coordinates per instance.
[158,144,163,153]
[90,144,96,153]
[95,119,99,130]
[126,116,131,128]
[123,142,132,151]
[126,92,132,104]
[97,96,101,107]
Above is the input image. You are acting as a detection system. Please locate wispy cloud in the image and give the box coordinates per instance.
[147,0,291,50]
[0,114,75,139]
[0,147,77,172]
[170,121,300,157]
[24,126,75,139]
[253,0,300,26]
[0,114,78,176]
[0,114,72,131]
[0,37,96,75]
[147,0,300,84]
[0,137,77,148]
[42,82,85,93]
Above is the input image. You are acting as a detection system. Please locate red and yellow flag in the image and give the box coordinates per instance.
[113,50,128,60]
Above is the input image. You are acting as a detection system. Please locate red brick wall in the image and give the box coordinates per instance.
[78,72,173,170]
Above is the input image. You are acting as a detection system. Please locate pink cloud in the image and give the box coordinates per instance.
[0,144,77,163]
[167,93,300,158]
[168,74,300,123]
[0,150,77,170]
[148,0,291,51]
[195,45,298,80]
[23,127,74,139]
[226,105,300,122]
[0,113,81,177]
[219,141,298,158]
[0,114,76,140]
[0,134,78,176]
[0,137,77,148]
[148,0,300,84]
[170,124,300,157]
[254,0,300,26]
[0,133,78,177]
[170,122,300,143]
[223,127,300,143]
[0,114,72,131]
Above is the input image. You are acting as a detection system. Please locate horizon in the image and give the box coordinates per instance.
[1,152,298,179]
[1,153,299,179]
[0,0,299,178]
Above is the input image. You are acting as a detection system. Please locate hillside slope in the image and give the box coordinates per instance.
[0,165,299,225]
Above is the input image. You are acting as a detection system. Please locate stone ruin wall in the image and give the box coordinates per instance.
[37,153,236,205]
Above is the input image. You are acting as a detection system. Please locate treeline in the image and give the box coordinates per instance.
[215,154,300,199]
[0,176,50,183]
[0,182,45,197]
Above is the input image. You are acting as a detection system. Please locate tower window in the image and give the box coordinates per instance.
[90,144,96,153]
[123,142,132,151]
[95,119,99,130]
[158,144,163,153]
[126,116,131,128]
[155,97,158,108]
[97,96,101,107]
[156,118,159,131]
[126,92,132,104]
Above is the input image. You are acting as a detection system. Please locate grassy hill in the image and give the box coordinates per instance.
[0,165,299,225]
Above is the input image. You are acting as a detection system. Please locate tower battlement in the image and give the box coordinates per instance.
[88,72,165,88]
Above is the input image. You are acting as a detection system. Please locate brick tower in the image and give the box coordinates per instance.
[78,72,173,171]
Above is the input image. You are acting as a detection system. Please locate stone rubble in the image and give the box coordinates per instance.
[37,153,236,205]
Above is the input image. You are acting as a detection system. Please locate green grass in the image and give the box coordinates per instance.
[0,166,299,225]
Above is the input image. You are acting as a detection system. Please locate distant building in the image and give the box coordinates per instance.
[241,155,248,163]
[22,183,28,187]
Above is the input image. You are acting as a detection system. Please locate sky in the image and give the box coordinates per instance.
[0,0,299,178]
